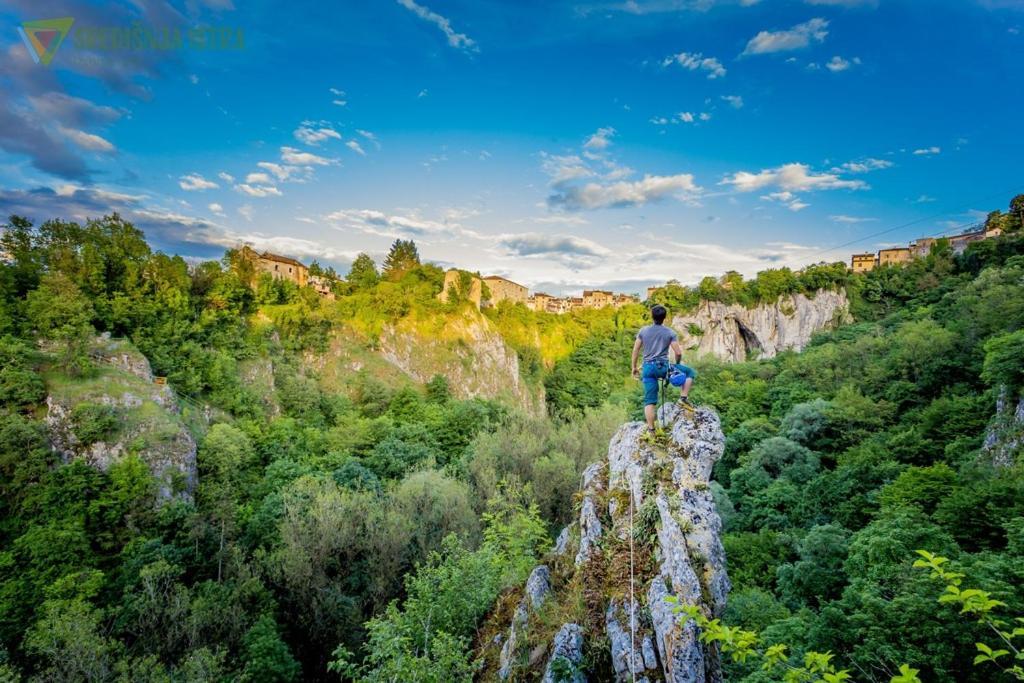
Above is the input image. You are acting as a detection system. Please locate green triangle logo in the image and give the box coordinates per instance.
[17,17,74,66]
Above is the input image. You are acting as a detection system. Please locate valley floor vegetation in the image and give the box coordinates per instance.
[0,197,1021,681]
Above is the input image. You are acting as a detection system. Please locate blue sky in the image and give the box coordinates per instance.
[1,0,1022,295]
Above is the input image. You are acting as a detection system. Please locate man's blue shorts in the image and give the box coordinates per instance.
[641,360,696,406]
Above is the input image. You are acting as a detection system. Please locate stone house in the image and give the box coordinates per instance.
[244,247,309,286]
[483,275,528,305]
[529,292,555,312]
[582,289,615,309]
[851,253,877,273]
[878,247,911,266]
[308,275,336,300]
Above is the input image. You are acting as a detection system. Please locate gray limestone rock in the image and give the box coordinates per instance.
[542,623,585,683]
[671,288,850,362]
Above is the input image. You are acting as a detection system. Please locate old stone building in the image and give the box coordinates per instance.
[878,247,911,266]
[308,275,336,300]
[528,292,555,312]
[910,237,937,257]
[483,275,528,305]
[850,253,877,273]
[439,269,483,306]
[243,247,309,286]
[582,289,615,309]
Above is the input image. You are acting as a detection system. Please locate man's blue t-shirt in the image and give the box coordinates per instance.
[637,324,677,363]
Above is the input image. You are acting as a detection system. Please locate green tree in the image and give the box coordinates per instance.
[776,523,852,607]
[24,272,95,375]
[347,253,380,290]
[982,329,1024,395]
[241,614,301,682]
[381,240,420,281]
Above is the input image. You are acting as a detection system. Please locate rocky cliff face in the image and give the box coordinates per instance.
[378,310,546,414]
[483,404,729,682]
[983,387,1024,468]
[45,339,198,500]
[672,288,851,362]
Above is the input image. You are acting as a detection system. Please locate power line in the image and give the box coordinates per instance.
[806,185,1020,261]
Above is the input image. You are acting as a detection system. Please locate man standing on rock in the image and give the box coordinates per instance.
[631,304,697,434]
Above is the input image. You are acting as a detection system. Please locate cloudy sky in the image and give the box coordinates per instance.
[1,0,1022,295]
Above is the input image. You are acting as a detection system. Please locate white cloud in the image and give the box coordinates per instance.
[325,208,475,240]
[208,202,225,215]
[346,140,366,156]
[826,55,851,72]
[218,172,234,183]
[830,214,876,223]
[914,194,936,203]
[650,116,670,125]
[721,95,744,109]
[179,173,219,191]
[280,146,335,166]
[679,112,695,123]
[418,89,429,98]
[832,157,893,173]
[742,18,829,56]
[541,153,596,186]
[699,112,712,121]
[661,51,727,79]
[238,204,254,222]
[761,190,809,211]
[497,232,610,268]
[356,129,381,149]
[59,126,115,152]
[913,146,941,156]
[583,126,616,151]
[722,162,867,192]
[246,172,274,185]
[234,183,282,197]
[550,174,702,211]
[256,161,303,182]
[528,214,591,226]
[189,74,199,84]
[396,0,478,52]
[294,123,341,146]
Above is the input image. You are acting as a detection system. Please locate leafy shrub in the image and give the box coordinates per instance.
[70,403,119,446]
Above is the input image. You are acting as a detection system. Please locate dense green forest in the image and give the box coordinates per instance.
[0,198,1022,681]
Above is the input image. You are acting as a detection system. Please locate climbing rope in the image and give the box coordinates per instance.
[629,481,637,683]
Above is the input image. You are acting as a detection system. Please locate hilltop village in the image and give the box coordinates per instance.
[240,245,640,313]
[241,220,1006,312]
[848,222,1004,272]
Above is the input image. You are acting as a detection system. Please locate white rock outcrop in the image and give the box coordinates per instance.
[983,387,1024,468]
[376,313,546,414]
[542,623,585,683]
[490,404,729,682]
[499,565,552,679]
[45,340,198,500]
[671,288,850,362]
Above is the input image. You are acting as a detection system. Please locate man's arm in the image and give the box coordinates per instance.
[631,337,642,378]
[670,340,684,365]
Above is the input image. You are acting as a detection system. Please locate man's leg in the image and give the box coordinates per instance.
[680,376,693,399]
[641,369,658,430]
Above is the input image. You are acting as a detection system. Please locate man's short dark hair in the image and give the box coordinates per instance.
[651,305,667,324]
